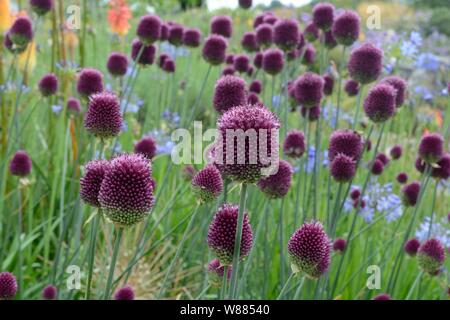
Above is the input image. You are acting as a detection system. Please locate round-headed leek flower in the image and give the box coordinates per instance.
[9,150,32,177]
[257,160,293,199]
[213,75,247,114]
[210,15,232,38]
[42,284,57,300]
[114,285,135,300]
[417,238,446,275]
[84,92,122,139]
[418,133,444,164]
[0,272,17,300]
[191,164,223,203]
[208,258,232,287]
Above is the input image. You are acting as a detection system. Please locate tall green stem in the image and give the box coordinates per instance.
[103,227,124,299]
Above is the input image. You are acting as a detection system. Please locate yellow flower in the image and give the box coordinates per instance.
[18,41,36,73]
[0,0,12,33]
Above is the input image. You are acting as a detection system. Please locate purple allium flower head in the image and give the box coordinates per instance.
[67,97,81,114]
[183,28,201,48]
[401,181,421,207]
[294,72,324,107]
[390,145,402,160]
[238,0,252,9]
[221,66,235,76]
[80,159,109,207]
[375,153,390,166]
[30,0,54,15]
[324,30,337,49]
[304,22,319,42]
[162,59,175,73]
[415,157,426,174]
[418,133,444,164]
[286,49,300,61]
[332,10,360,46]
[301,105,321,121]
[263,14,278,25]
[9,150,32,177]
[210,15,232,38]
[42,285,57,300]
[381,76,407,108]
[214,105,280,183]
[225,54,235,65]
[350,188,360,200]
[84,92,122,139]
[249,79,262,94]
[207,204,253,265]
[373,294,391,300]
[432,153,450,180]
[273,18,300,51]
[182,165,197,182]
[253,13,266,29]
[396,172,408,184]
[363,83,396,123]
[233,54,250,73]
[312,2,335,31]
[404,238,420,257]
[257,160,293,198]
[114,285,135,300]
[134,136,157,160]
[158,53,169,69]
[288,221,331,278]
[136,14,161,45]
[344,79,360,97]
[76,68,104,98]
[371,159,384,176]
[418,238,446,275]
[213,75,247,114]
[302,44,316,65]
[192,164,223,203]
[160,23,169,41]
[241,32,258,52]
[106,52,128,77]
[323,74,334,96]
[247,92,260,105]
[208,259,232,287]
[328,129,363,161]
[38,73,58,97]
[333,238,346,253]
[253,52,263,69]
[202,35,228,66]
[331,153,356,182]
[99,154,154,227]
[131,39,156,66]
[9,16,33,47]
[348,43,383,84]
[256,23,274,48]
[0,272,17,300]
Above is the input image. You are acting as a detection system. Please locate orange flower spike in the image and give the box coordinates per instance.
[435,110,443,128]
[107,0,132,37]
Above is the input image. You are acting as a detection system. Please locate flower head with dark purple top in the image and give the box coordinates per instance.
[136,14,161,44]
[273,19,300,51]
[208,259,232,287]
[131,39,156,66]
[312,2,335,31]
[207,204,253,265]
[213,75,247,114]
[344,79,359,97]
[431,153,450,180]
[9,150,32,177]
[302,44,316,65]
[262,48,284,75]
[381,76,407,108]
[390,145,402,160]
[256,23,273,48]
[160,23,169,41]
[107,52,128,77]
[373,294,391,300]
[304,22,319,42]
[80,159,109,208]
[294,72,324,107]
[324,30,337,49]
[183,28,201,48]
[202,35,228,66]
[233,54,250,73]
[42,285,57,300]
[192,164,223,203]
[396,172,408,184]
[0,272,17,300]
[401,181,421,207]
[331,153,356,182]
[77,68,104,98]
[134,136,157,160]
[247,92,260,105]
[84,92,122,139]
[348,43,383,84]
[38,73,58,97]
[257,160,293,198]
[375,153,390,166]
[253,52,263,69]
[301,105,321,121]
[210,15,232,38]
[99,154,154,227]
[67,97,81,114]
[163,59,175,73]
[288,221,331,278]
[238,0,252,9]
[363,83,396,123]
[213,104,280,183]
[418,133,444,164]
[404,238,420,257]
[328,130,363,161]
[30,0,54,15]
[371,159,384,176]
[168,23,184,46]
[323,74,334,96]
[114,285,135,300]
[418,238,446,275]
[332,10,360,46]
[333,238,346,253]
[241,32,258,52]
[249,80,262,94]
[9,16,33,47]
[222,66,235,76]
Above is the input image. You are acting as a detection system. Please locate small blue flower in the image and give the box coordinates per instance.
[52,104,62,114]
[416,53,440,71]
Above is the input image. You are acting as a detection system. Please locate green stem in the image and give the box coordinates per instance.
[352,84,365,130]
[334,46,347,129]
[103,227,124,299]
[277,273,294,300]
[186,65,212,126]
